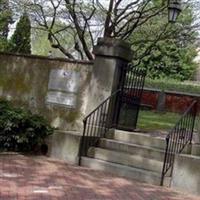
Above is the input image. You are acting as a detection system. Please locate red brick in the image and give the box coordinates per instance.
[0,154,199,200]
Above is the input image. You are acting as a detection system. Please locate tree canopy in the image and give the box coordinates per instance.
[10,0,168,60]
[2,0,200,81]
[130,3,199,80]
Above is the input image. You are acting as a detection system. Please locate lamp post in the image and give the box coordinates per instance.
[168,0,182,23]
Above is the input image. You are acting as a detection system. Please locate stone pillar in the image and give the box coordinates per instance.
[156,90,166,112]
[86,37,133,113]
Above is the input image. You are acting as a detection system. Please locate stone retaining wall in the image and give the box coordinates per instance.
[0,52,93,132]
[0,52,94,164]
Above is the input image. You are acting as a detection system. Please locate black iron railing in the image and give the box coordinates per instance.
[78,90,121,165]
[160,100,197,186]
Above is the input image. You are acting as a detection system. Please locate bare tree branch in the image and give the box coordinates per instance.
[9,0,199,61]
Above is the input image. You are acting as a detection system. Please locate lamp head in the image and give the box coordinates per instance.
[168,0,182,23]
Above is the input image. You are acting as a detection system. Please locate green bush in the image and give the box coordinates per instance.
[145,78,200,94]
[0,100,54,152]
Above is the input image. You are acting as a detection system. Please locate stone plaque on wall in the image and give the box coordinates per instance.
[48,69,79,92]
[46,91,77,107]
[46,69,80,108]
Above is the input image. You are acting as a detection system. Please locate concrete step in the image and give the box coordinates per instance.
[107,129,166,150]
[88,147,163,173]
[99,138,165,161]
[81,156,163,185]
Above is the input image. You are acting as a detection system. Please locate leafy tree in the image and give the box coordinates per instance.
[0,37,9,51]
[0,0,12,51]
[31,23,75,58]
[130,4,198,81]
[140,41,197,80]
[9,12,31,54]
[31,28,52,56]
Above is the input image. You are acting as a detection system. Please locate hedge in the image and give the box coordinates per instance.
[144,78,200,95]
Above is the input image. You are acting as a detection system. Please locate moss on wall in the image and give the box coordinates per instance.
[0,53,93,131]
[65,111,80,123]
[0,75,30,93]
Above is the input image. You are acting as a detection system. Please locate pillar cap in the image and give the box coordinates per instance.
[93,37,133,62]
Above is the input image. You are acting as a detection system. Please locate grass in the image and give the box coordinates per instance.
[137,110,180,132]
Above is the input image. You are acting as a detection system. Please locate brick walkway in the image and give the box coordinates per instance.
[0,154,199,200]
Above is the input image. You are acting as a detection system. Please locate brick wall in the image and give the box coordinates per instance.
[141,88,200,113]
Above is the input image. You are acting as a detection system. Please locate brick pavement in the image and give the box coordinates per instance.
[0,154,199,200]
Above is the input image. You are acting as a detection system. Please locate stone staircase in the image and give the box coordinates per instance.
[80,129,171,186]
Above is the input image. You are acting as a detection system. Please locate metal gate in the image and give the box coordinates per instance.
[79,64,146,163]
[112,65,146,131]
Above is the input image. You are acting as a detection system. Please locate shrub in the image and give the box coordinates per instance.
[145,78,200,94]
[0,100,54,152]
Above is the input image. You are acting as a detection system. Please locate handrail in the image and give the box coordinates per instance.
[83,90,121,121]
[160,100,197,186]
[78,89,121,165]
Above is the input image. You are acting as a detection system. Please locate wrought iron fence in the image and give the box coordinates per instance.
[78,90,121,165]
[160,100,197,186]
[115,66,147,131]
[78,65,146,165]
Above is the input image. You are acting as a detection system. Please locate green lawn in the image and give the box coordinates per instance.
[137,110,180,132]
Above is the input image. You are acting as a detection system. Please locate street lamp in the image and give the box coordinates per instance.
[168,0,182,23]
